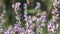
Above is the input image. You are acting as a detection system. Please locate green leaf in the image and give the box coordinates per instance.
[28,9,37,15]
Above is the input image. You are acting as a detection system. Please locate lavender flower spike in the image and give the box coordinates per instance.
[35,2,41,10]
[36,2,41,7]
[15,2,21,8]
[12,2,21,11]
[14,24,19,32]
[24,3,28,9]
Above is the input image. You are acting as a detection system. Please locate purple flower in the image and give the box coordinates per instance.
[36,2,41,7]
[15,2,21,6]
[8,29,13,33]
[12,4,15,9]
[14,24,19,26]
[24,14,28,21]
[14,24,19,32]
[51,9,55,15]
[26,30,34,34]
[32,16,37,21]
[35,2,41,10]
[15,2,21,8]
[19,27,25,33]
[39,16,46,22]
[0,28,3,32]
[28,20,32,24]
[5,31,9,34]
[48,20,55,30]
[24,3,28,7]
[48,25,51,29]
[28,25,32,29]
[38,12,47,22]
[12,2,21,11]
[5,29,12,34]
[24,3,28,9]
[5,30,12,34]
[42,12,46,16]
[24,14,27,18]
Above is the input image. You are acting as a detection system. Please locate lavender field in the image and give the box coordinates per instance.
[0,0,60,34]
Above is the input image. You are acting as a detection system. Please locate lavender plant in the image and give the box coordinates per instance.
[35,2,41,16]
[47,19,59,34]
[12,2,21,26]
[0,0,60,34]
[47,0,60,34]
[24,3,28,21]
[35,11,47,34]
